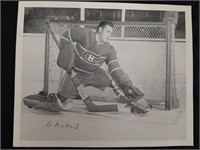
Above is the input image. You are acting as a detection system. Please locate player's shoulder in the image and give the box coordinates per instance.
[104,42,115,51]
[100,42,116,56]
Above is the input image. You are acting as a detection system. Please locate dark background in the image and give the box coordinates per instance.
[23,7,185,38]
[1,1,199,149]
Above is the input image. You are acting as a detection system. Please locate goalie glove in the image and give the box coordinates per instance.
[124,85,144,101]
[114,74,144,102]
[114,74,150,109]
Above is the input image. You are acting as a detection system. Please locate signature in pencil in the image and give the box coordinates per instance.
[47,120,79,130]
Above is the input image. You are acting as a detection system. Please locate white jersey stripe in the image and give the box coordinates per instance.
[107,60,118,66]
[74,67,94,75]
[60,36,72,43]
[110,67,122,74]
[79,43,87,52]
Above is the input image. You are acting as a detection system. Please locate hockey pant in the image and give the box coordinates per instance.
[58,68,111,99]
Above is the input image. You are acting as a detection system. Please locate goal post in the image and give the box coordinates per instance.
[43,22,50,95]
[43,19,179,110]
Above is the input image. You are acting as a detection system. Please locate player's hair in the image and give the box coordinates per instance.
[97,20,114,32]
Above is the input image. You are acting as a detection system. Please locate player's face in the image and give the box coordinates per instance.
[98,25,113,43]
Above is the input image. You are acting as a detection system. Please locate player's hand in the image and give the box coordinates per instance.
[125,86,144,102]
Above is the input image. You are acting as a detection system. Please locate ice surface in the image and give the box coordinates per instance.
[20,99,186,141]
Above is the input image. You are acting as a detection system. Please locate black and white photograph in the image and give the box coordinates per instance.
[13,1,193,147]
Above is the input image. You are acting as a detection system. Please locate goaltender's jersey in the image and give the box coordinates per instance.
[60,27,124,79]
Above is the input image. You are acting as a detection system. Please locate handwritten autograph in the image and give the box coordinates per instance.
[47,120,79,130]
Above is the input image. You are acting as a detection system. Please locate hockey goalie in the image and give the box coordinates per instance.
[24,20,150,114]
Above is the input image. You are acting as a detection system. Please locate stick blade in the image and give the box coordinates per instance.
[84,97,118,112]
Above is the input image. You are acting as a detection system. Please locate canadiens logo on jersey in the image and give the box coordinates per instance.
[82,51,104,65]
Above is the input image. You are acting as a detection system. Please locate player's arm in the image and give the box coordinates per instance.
[60,28,80,46]
[105,47,144,102]
[57,28,81,73]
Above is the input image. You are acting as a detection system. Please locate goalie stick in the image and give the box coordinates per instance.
[46,21,118,112]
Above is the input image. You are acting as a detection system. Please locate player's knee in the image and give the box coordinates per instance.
[100,76,112,89]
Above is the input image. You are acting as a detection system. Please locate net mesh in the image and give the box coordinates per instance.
[46,21,179,108]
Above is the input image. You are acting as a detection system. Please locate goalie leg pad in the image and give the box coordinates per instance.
[58,73,78,99]
[23,93,72,112]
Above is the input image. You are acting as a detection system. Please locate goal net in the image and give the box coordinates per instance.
[43,19,179,110]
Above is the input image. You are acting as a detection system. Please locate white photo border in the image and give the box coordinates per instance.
[13,1,193,147]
